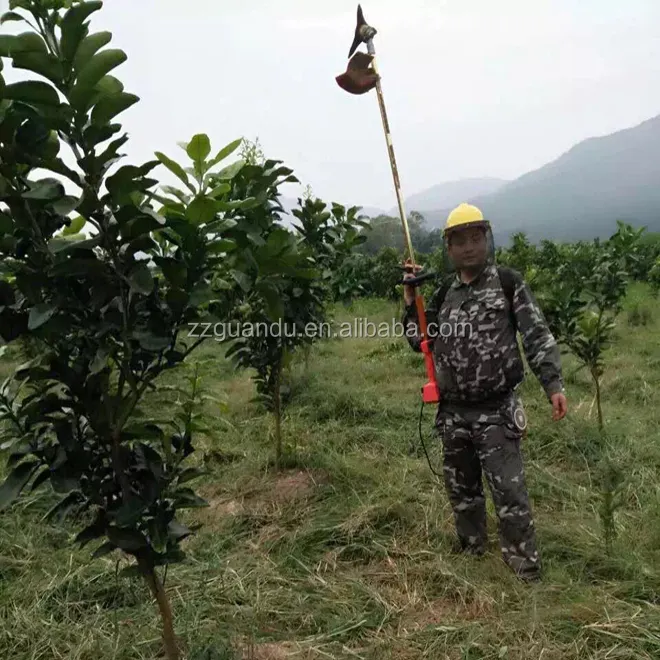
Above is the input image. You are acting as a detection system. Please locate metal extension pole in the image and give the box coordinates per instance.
[344,7,438,403]
[365,39,417,269]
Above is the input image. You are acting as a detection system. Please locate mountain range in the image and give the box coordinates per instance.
[280,112,660,245]
[414,114,660,245]
[385,177,509,218]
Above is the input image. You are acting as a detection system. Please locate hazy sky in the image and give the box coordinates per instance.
[3,0,660,210]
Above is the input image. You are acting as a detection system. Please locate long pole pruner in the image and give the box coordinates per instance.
[336,4,439,403]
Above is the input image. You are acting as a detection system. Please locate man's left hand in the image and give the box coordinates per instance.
[551,392,567,421]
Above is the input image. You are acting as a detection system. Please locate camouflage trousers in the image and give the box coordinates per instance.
[435,392,541,578]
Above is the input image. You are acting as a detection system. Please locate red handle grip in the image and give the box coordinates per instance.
[414,291,439,403]
[420,339,439,404]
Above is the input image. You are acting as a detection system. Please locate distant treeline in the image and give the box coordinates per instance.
[356,212,445,255]
[356,211,660,258]
[341,214,660,303]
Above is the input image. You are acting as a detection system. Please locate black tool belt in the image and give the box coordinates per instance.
[440,389,514,410]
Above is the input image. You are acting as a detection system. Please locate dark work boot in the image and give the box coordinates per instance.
[506,555,542,583]
[516,568,542,583]
[451,538,486,556]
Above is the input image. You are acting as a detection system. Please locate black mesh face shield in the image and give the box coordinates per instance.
[440,221,496,275]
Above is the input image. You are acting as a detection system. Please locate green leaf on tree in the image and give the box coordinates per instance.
[92,74,124,97]
[207,239,236,254]
[69,49,127,108]
[0,460,40,512]
[122,214,163,240]
[3,80,60,106]
[49,235,99,253]
[177,467,206,484]
[73,31,112,70]
[114,499,148,527]
[89,345,111,374]
[128,264,154,296]
[0,11,25,24]
[230,269,252,292]
[41,157,83,186]
[6,31,47,55]
[186,134,211,175]
[91,92,139,124]
[208,138,243,168]
[43,491,85,523]
[29,469,51,493]
[214,197,258,212]
[62,216,86,236]
[213,159,245,180]
[168,519,192,542]
[154,151,195,194]
[148,517,168,554]
[22,178,65,200]
[107,526,148,551]
[186,195,216,226]
[52,195,80,216]
[12,51,64,86]
[28,303,56,330]
[173,487,208,509]
[61,1,104,62]
[208,182,230,198]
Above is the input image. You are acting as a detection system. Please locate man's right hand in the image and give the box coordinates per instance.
[551,392,568,421]
[402,259,423,305]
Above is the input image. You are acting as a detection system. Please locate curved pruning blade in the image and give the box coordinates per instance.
[348,4,377,57]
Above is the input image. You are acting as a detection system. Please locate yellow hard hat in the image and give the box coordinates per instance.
[444,203,488,234]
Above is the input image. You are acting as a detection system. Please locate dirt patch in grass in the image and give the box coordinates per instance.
[190,495,245,529]
[213,498,244,516]
[238,468,327,511]
[265,469,320,504]
[195,469,327,528]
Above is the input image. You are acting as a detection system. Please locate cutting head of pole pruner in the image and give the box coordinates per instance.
[348,4,377,57]
[335,5,380,94]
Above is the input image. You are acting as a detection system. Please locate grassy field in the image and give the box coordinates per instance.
[1,284,660,659]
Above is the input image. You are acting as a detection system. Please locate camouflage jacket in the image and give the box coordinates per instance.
[402,264,564,403]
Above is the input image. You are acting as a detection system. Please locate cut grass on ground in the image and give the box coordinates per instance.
[1,286,660,658]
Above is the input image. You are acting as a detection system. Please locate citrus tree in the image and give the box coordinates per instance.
[650,256,660,297]
[212,160,328,468]
[526,233,629,430]
[496,231,537,274]
[0,2,266,658]
[567,246,628,429]
[291,197,370,301]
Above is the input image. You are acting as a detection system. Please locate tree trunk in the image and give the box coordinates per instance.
[592,369,603,430]
[273,359,283,470]
[138,554,179,660]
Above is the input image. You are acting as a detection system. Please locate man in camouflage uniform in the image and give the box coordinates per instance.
[402,203,567,582]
